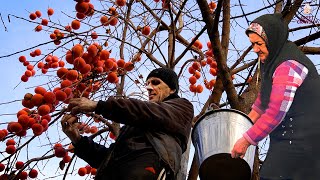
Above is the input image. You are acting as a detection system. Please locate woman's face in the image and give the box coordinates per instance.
[248,33,269,62]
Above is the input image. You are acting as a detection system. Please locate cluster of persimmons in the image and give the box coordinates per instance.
[188,40,219,93]
[1,1,136,178]
[2,39,135,179]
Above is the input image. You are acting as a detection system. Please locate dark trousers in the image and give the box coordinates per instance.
[95,151,170,180]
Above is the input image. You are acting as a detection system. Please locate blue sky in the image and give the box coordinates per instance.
[0,0,75,106]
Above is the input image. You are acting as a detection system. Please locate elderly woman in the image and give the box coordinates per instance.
[231,13,320,179]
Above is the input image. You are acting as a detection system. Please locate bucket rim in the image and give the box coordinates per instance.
[191,108,253,140]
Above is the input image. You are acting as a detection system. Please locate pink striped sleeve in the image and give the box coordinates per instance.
[244,60,308,145]
[251,93,264,115]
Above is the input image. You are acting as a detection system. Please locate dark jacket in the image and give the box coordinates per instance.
[73,95,194,179]
[252,14,320,179]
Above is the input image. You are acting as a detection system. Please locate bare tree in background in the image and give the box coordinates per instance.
[0,0,319,179]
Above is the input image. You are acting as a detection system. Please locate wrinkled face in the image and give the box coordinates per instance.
[146,77,175,103]
[248,33,269,62]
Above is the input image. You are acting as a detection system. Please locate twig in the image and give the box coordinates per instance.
[0,40,53,59]
[0,13,8,31]
[0,99,21,106]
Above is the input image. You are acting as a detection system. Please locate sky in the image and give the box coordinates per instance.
[0,0,319,179]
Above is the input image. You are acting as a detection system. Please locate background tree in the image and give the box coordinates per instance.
[0,0,319,179]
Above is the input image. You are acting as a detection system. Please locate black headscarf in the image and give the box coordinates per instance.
[248,13,313,109]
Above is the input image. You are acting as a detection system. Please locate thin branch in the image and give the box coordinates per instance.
[299,46,320,54]
[0,13,8,31]
[174,26,206,66]
[289,23,320,32]
[0,99,21,106]
[294,30,320,46]
[229,0,284,21]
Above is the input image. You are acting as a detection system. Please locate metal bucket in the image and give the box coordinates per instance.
[192,109,256,180]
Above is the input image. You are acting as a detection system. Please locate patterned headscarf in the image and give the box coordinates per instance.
[246,23,268,45]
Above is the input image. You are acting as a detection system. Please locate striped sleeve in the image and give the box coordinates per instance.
[251,93,264,115]
[244,60,308,145]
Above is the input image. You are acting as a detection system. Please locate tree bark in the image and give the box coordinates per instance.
[299,46,320,55]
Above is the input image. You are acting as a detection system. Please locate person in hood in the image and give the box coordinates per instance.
[231,13,320,179]
[61,67,194,180]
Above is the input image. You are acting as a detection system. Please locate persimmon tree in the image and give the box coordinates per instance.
[0,0,319,180]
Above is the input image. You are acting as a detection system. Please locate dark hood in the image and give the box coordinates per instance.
[251,13,288,69]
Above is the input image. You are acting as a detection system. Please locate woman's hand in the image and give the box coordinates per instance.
[67,97,98,115]
[231,137,251,159]
[61,114,81,144]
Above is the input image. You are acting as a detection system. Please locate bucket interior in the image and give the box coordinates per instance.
[199,153,251,180]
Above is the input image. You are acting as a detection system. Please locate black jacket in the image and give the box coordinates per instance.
[73,95,194,179]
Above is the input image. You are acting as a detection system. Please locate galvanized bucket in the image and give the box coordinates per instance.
[192,109,256,180]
